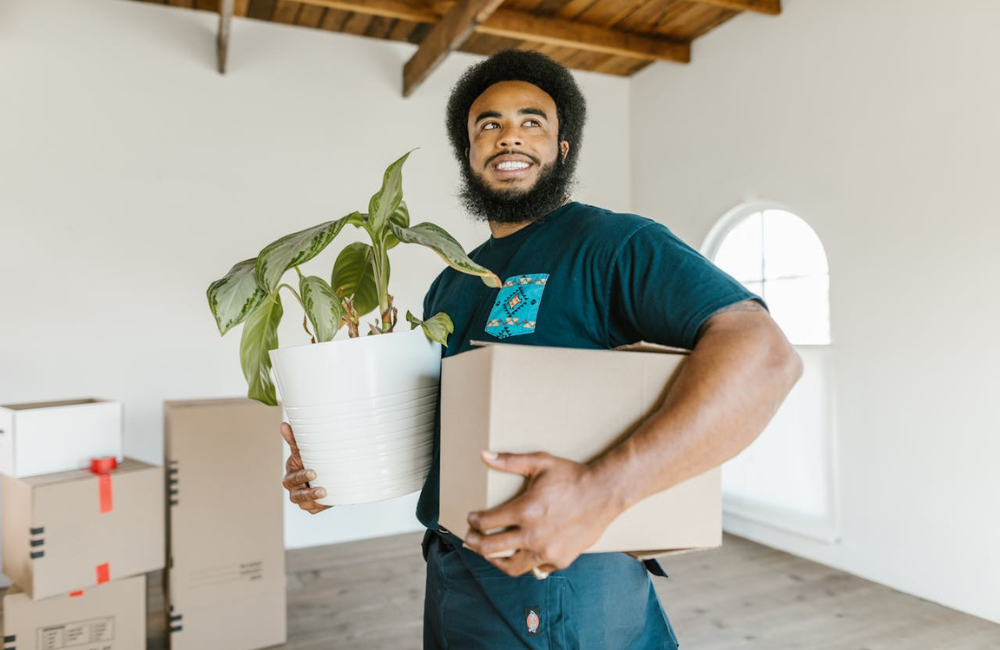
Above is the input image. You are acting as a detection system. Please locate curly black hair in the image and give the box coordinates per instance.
[445,49,587,177]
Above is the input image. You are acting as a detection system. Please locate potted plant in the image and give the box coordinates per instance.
[206,151,500,505]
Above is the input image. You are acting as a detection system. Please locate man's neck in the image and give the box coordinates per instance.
[488,198,571,239]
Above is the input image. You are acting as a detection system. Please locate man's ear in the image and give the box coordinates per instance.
[560,141,570,160]
[465,147,470,159]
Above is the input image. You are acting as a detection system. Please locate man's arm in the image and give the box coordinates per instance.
[461,300,803,577]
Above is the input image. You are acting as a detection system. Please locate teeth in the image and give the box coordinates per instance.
[495,161,530,171]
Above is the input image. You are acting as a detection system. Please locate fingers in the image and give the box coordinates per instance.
[468,494,544,534]
[283,467,315,491]
[289,485,327,505]
[463,527,526,559]
[486,549,552,578]
[480,450,553,478]
[279,421,297,447]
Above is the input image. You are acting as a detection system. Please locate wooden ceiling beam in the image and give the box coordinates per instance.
[295,0,438,23]
[688,0,781,16]
[217,0,234,74]
[295,0,691,66]
[480,10,689,63]
[403,0,506,97]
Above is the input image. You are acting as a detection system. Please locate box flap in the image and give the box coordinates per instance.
[470,340,690,355]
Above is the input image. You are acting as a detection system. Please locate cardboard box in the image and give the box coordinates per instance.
[2,458,164,600]
[2,575,146,650]
[440,343,722,557]
[0,399,122,478]
[163,399,286,650]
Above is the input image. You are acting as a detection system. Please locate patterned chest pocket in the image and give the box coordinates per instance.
[485,274,549,339]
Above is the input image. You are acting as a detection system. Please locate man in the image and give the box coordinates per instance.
[281,50,802,649]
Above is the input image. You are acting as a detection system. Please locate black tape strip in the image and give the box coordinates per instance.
[30,527,44,535]
[170,615,182,622]
[168,467,178,474]
[29,539,43,547]
[168,488,178,495]
[170,626,183,633]
[4,634,16,642]
[30,551,44,559]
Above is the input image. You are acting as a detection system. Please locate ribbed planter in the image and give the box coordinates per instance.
[270,327,441,505]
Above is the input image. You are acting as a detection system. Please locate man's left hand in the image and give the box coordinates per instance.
[462,450,620,578]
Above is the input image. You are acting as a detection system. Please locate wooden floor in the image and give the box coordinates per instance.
[6,532,998,649]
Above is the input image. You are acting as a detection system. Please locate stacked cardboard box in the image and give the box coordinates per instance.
[163,398,287,650]
[0,398,163,650]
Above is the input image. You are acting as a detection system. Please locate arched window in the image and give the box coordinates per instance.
[705,205,831,345]
[704,203,839,544]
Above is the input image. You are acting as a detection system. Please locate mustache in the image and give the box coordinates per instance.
[484,150,541,169]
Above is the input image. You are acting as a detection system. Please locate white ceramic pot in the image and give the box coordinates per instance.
[270,326,442,506]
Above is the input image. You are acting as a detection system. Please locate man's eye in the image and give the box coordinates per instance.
[524,119,540,127]
[483,122,499,130]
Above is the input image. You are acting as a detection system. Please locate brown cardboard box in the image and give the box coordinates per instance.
[2,459,164,599]
[439,343,722,557]
[2,575,146,650]
[163,399,286,650]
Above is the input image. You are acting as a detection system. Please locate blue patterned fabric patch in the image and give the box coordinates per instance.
[485,274,548,339]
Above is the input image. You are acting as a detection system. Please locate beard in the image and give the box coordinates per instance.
[458,153,576,225]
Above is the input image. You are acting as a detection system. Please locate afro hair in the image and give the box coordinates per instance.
[445,49,587,176]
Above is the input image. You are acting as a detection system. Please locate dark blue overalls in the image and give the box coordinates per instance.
[422,529,680,649]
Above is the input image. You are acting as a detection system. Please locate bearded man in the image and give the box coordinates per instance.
[282,50,802,649]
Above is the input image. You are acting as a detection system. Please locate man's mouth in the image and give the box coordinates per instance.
[487,151,540,175]
[494,161,531,171]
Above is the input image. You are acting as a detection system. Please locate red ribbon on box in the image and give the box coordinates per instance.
[96,563,110,584]
[90,457,117,514]
[69,591,84,598]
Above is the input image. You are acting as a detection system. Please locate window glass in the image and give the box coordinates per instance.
[708,206,830,345]
[714,212,762,283]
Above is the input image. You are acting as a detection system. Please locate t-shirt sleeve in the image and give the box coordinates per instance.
[607,221,764,350]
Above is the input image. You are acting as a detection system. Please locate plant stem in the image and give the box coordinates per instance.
[277,283,304,310]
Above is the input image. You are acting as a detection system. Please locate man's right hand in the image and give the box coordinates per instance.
[280,422,331,515]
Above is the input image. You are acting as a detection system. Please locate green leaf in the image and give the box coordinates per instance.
[255,212,360,293]
[368,151,413,235]
[207,258,267,336]
[300,276,344,343]
[406,310,454,348]
[239,295,283,406]
[330,243,381,317]
[384,201,409,250]
[388,221,501,288]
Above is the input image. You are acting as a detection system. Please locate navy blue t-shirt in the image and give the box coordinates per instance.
[416,202,759,528]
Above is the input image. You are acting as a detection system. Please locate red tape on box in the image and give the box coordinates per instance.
[96,563,110,584]
[90,457,117,514]
[69,591,84,598]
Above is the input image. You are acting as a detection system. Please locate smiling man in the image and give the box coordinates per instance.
[281,50,802,649]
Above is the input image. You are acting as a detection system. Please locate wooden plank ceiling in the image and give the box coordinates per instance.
[129,0,781,94]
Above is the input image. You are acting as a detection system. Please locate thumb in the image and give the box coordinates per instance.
[480,450,550,477]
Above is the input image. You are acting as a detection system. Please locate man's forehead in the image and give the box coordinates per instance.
[468,81,557,118]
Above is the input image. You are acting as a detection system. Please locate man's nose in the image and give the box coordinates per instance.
[498,130,523,148]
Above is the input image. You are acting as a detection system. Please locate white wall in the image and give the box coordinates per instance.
[0,0,631,551]
[630,0,1000,624]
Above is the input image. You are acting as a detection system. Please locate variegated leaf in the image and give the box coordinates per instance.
[330,242,381,318]
[207,258,267,336]
[388,221,501,288]
[239,295,283,406]
[384,201,409,250]
[300,276,344,343]
[368,151,413,235]
[406,310,454,347]
[255,212,360,293]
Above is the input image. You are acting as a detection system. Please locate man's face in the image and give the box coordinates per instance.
[466,81,569,195]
